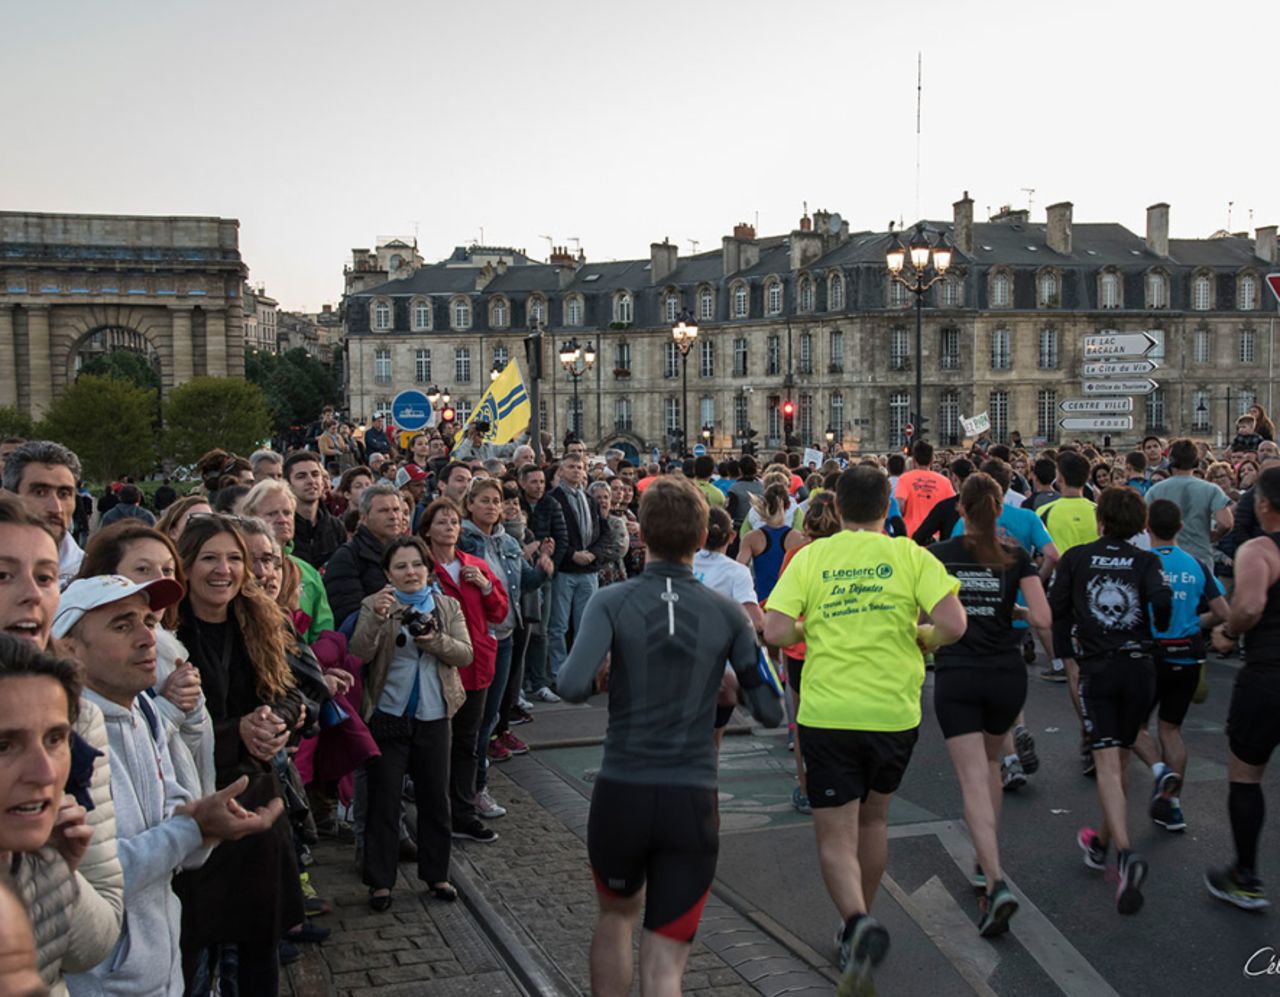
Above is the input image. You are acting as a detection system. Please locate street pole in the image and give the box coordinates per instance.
[571,371,579,438]
[681,350,689,457]
[914,274,923,446]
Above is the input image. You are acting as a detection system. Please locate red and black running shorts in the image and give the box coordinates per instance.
[587,776,719,942]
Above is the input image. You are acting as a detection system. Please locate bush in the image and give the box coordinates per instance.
[37,376,157,482]
[0,406,35,440]
[163,377,272,464]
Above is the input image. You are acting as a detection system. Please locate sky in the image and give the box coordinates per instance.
[5,0,1279,312]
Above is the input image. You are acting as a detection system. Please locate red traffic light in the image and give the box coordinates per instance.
[440,406,456,423]
[781,400,795,417]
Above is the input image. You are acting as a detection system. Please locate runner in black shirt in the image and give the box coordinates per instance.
[929,474,1050,937]
[1050,487,1171,915]
[1206,466,1280,910]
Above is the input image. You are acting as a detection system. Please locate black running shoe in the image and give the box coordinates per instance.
[1014,725,1039,775]
[978,880,1019,937]
[837,914,890,997]
[1116,851,1148,915]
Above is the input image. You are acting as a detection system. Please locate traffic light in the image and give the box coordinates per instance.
[439,405,456,427]
[781,399,795,441]
[742,426,759,456]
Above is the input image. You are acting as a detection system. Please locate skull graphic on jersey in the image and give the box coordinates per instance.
[1086,575,1140,630]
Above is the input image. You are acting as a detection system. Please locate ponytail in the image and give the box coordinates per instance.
[704,507,734,551]
[751,483,791,522]
[960,473,1012,569]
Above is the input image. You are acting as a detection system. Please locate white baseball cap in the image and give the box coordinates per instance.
[53,575,186,639]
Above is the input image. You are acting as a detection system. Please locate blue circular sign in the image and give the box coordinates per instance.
[692,443,707,457]
[391,390,433,432]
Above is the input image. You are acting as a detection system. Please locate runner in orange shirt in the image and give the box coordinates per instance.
[895,441,955,537]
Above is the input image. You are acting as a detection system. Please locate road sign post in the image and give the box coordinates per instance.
[391,390,433,432]
[1083,379,1159,396]
[1082,359,1159,378]
[1082,332,1158,358]
[1060,398,1134,414]
[1060,415,1134,432]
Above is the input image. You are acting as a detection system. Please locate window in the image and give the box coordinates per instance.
[664,340,680,378]
[1038,271,1058,307]
[1192,274,1213,311]
[614,397,632,431]
[940,391,960,444]
[700,397,715,432]
[766,281,783,315]
[1194,327,1212,364]
[566,296,583,327]
[1240,274,1259,311]
[1146,389,1166,431]
[373,299,391,330]
[1192,390,1211,433]
[374,348,391,384]
[735,394,749,435]
[1147,329,1166,362]
[830,391,844,438]
[614,292,633,324]
[699,338,714,378]
[698,287,714,321]
[452,297,472,330]
[1038,327,1058,369]
[733,337,749,377]
[414,348,431,383]
[889,281,908,308]
[798,393,813,443]
[940,327,960,370]
[766,335,781,375]
[733,284,749,318]
[615,341,631,372]
[492,344,509,369]
[1240,389,1257,417]
[991,271,1011,308]
[798,332,813,374]
[940,276,961,307]
[528,296,546,325]
[1037,389,1057,440]
[889,392,910,445]
[455,400,472,426]
[412,299,430,330]
[890,327,910,370]
[567,397,583,436]
[1099,271,1120,309]
[664,397,680,434]
[829,329,845,371]
[799,278,814,312]
[1146,272,1168,309]
[829,274,844,311]
[991,328,1011,370]
[1241,328,1257,365]
[491,297,508,328]
[990,390,1008,442]
[455,346,471,383]
[664,293,679,324]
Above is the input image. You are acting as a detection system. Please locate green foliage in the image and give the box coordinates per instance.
[163,377,272,464]
[0,406,35,440]
[78,349,161,393]
[245,348,339,432]
[37,375,157,482]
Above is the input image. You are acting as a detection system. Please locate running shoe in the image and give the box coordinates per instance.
[1014,725,1039,774]
[792,785,812,815]
[516,694,535,711]
[1081,743,1096,778]
[836,914,890,997]
[1149,770,1182,827]
[1001,757,1027,792]
[508,706,533,726]
[978,880,1019,937]
[1116,851,1148,914]
[487,738,513,763]
[1156,802,1187,833]
[452,819,499,843]
[498,731,529,755]
[1205,867,1271,911]
[534,685,561,703]
[1077,827,1107,871]
[475,788,507,819]
[971,864,986,891]
[1039,663,1067,682]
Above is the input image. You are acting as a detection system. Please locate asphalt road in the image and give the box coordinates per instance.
[532,650,1280,996]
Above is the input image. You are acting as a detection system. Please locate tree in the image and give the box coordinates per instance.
[0,407,35,440]
[78,349,161,393]
[246,348,339,432]
[37,375,156,482]
[164,377,272,463]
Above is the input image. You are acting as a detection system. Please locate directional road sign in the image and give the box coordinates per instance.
[692,443,707,457]
[1268,273,1280,305]
[1082,332,1158,358]
[1083,378,1159,396]
[390,389,433,432]
[1061,397,1133,414]
[1083,359,1159,378]
[1060,415,1134,432]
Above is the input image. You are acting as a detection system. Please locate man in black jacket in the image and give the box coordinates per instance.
[284,451,346,569]
[547,454,609,687]
[518,463,568,701]
[323,483,404,627]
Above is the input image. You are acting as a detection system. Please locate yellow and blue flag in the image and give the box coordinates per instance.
[455,360,531,445]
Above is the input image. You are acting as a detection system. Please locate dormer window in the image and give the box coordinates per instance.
[732,282,749,318]
[450,296,472,330]
[372,298,391,331]
[1240,273,1259,311]
[411,298,431,331]
[991,270,1011,308]
[1038,270,1059,308]
[1192,273,1213,311]
[698,286,714,321]
[613,291,633,324]
[1146,271,1168,310]
[766,280,783,315]
[828,273,845,311]
[1099,270,1121,309]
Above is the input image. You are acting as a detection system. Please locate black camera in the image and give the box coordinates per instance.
[403,608,437,638]
[473,419,491,433]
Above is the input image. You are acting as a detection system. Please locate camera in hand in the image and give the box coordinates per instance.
[403,608,437,637]
[473,419,491,433]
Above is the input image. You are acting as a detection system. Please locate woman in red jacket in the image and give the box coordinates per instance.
[417,498,508,842]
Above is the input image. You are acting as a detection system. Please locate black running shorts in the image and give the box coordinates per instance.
[798,725,918,808]
[785,656,804,695]
[1078,654,1156,750]
[587,776,719,942]
[1227,668,1280,766]
[933,667,1027,739]
[1149,660,1201,727]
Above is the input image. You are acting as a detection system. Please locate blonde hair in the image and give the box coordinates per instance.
[751,482,791,521]
[242,478,297,516]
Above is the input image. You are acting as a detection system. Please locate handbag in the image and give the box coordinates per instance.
[319,697,350,729]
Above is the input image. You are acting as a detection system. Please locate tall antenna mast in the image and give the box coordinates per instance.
[1227,201,1234,231]
[1022,188,1036,214]
[688,238,700,254]
[915,52,922,221]
[538,235,553,260]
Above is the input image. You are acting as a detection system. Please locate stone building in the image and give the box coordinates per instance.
[242,282,279,354]
[342,198,1278,454]
[0,211,247,418]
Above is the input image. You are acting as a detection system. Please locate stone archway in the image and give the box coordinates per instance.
[62,311,167,393]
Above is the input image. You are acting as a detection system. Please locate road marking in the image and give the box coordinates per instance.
[881,874,1000,997]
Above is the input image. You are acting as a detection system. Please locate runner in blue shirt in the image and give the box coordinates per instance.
[1134,499,1229,833]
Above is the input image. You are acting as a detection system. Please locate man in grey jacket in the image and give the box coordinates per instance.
[56,575,283,996]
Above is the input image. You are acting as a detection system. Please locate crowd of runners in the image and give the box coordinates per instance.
[1,403,1279,996]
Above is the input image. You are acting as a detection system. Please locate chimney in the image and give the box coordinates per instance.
[474,262,495,291]
[1146,203,1169,258]
[790,226,824,271]
[1045,201,1073,255]
[723,222,756,277]
[733,222,755,240]
[321,304,331,314]
[549,244,576,268]
[1256,225,1278,264]
[722,236,741,277]
[989,206,1030,225]
[799,214,812,232]
[650,238,678,284]
[953,191,974,254]
[496,257,508,275]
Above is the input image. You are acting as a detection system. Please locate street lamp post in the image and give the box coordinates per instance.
[701,424,713,451]
[672,309,700,457]
[558,337,595,442]
[825,426,836,454]
[886,224,952,446]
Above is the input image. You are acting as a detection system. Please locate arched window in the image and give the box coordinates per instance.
[1038,270,1058,307]
[828,273,844,311]
[991,271,1011,308]
[1240,273,1259,311]
[490,297,508,329]
[889,281,908,308]
[732,283,749,318]
[451,297,472,330]
[1099,271,1120,309]
[411,298,431,331]
[766,280,783,315]
[940,275,961,307]
[614,292,633,324]
[528,295,546,325]
[798,277,814,312]
[664,292,679,324]
[1192,273,1213,311]
[372,299,391,330]
[1146,271,1168,309]
[698,286,714,321]
[566,295,583,327]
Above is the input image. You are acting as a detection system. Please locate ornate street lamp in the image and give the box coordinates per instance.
[559,337,595,439]
[671,309,700,456]
[886,224,952,444]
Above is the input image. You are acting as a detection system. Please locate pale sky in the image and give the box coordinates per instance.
[6,0,1278,312]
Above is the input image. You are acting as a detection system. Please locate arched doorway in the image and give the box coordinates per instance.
[71,325,162,393]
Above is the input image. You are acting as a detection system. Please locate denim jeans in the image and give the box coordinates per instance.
[547,571,599,682]
[475,636,513,791]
